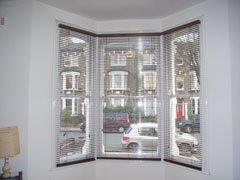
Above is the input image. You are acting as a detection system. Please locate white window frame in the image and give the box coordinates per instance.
[111,98,125,107]
[62,71,80,90]
[61,97,79,116]
[63,55,79,67]
[143,71,156,90]
[110,53,126,66]
[190,71,200,90]
[176,76,184,91]
[109,71,128,90]
[143,98,157,116]
[143,53,155,65]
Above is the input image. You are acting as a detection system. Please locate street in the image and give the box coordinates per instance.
[60,131,201,153]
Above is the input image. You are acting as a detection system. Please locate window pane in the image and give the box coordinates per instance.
[164,24,201,168]
[57,27,95,166]
[99,36,160,159]
[102,97,159,155]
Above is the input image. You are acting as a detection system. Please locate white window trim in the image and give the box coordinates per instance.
[110,54,126,66]
[143,53,156,65]
[142,71,156,90]
[190,71,200,90]
[63,55,79,67]
[109,71,128,90]
[62,97,78,116]
[143,98,157,116]
[111,98,125,107]
[176,77,184,91]
[61,71,80,90]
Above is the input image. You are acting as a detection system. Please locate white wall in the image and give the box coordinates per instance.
[1,0,238,180]
[228,0,240,180]
[0,0,32,178]
[28,1,97,180]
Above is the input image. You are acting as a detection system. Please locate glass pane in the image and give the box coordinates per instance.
[59,97,88,161]
[102,97,158,154]
[164,24,201,168]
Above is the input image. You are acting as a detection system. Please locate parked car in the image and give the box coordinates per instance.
[121,123,198,153]
[80,113,130,133]
[176,115,200,133]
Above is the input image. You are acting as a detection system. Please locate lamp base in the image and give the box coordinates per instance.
[2,158,11,178]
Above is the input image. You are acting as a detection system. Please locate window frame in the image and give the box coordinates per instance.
[55,21,206,171]
[142,71,156,90]
[61,71,80,90]
[110,53,127,66]
[109,71,128,90]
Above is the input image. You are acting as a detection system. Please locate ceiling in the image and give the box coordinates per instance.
[38,0,205,21]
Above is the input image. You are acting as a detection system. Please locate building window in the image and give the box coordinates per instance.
[143,71,156,90]
[57,21,202,170]
[190,71,200,90]
[176,77,184,91]
[99,36,160,160]
[109,71,128,90]
[62,98,79,115]
[144,98,156,116]
[164,23,201,169]
[175,54,184,65]
[57,27,95,166]
[110,53,126,66]
[143,53,155,65]
[111,98,125,107]
[62,72,80,90]
[64,55,79,67]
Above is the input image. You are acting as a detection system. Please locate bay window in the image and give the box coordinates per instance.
[56,20,203,170]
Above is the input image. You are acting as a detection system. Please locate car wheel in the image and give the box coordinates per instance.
[127,143,139,150]
[184,125,193,133]
[178,143,191,153]
[118,127,124,133]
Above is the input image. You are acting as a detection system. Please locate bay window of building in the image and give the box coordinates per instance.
[56,21,203,170]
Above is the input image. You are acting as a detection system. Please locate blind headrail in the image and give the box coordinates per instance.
[58,20,201,37]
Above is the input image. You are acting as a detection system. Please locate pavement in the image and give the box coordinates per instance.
[61,127,81,132]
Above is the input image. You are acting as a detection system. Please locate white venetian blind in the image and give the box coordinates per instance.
[97,36,161,160]
[163,23,202,169]
[56,26,96,166]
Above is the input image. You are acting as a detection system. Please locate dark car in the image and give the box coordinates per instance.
[177,115,200,133]
[80,113,130,133]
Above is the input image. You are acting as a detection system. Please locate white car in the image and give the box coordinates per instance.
[121,123,198,152]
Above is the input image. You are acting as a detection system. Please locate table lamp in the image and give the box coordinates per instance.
[0,126,20,178]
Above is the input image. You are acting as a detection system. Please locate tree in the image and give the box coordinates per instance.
[174,29,200,85]
[60,109,72,122]
[103,105,136,119]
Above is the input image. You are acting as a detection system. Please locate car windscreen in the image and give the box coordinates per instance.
[124,126,132,134]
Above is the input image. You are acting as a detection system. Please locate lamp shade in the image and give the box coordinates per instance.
[0,126,20,158]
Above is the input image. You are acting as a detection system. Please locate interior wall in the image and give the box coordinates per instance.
[0,0,32,178]
[28,1,97,180]
[0,0,237,180]
[228,0,240,180]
